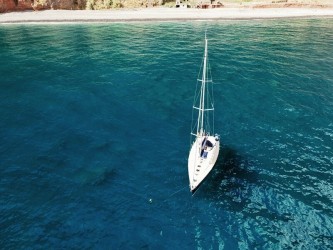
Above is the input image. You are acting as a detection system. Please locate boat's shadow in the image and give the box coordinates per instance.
[196,145,259,209]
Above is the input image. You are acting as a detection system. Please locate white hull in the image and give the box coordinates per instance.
[188,34,220,193]
[188,135,220,193]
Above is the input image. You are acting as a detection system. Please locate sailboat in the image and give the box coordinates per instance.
[188,34,220,194]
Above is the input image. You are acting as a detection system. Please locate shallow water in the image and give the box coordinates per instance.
[1,19,333,249]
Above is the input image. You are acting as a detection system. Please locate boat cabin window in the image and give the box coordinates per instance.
[202,138,213,147]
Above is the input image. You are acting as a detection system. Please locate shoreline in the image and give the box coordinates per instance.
[1,8,333,24]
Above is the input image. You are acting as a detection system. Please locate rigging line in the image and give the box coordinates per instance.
[192,137,199,181]
[190,92,201,147]
[191,122,197,135]
[190,77,201,147]
[212,79,215,134]
[210,69,215,134]
[206,58,216,134]
[197,55,204,81]
[193,79,201,106]
[163,186,188,202]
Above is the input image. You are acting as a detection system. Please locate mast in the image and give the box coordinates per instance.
[197,34,208,136]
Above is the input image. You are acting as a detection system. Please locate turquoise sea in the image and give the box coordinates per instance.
[1,19,333,249]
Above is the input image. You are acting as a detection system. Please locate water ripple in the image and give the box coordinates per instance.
[1,19,333,249]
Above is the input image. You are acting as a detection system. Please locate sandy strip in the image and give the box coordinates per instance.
[1,8,333,23]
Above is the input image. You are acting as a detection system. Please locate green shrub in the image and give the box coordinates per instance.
[112,0,122,7]
[86,0,94,9]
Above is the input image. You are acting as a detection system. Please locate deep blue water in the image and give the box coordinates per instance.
[1,19,333,249]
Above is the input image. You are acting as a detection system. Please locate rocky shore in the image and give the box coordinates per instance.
[0,7,333,23]
[0,0,332,13]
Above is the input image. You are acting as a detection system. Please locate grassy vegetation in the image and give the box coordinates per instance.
[26,0,333,11]
[61,0,333,10]
[86,0,116,9]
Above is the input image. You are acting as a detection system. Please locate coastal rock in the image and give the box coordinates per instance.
[0,0,87,12]
[0,0,16,12]
[32,0,82,11]
[0,0,33,12]
[0,0,159,12]
[1,0,332,13]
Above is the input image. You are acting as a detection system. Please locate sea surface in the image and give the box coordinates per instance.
[1,19,333,249]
